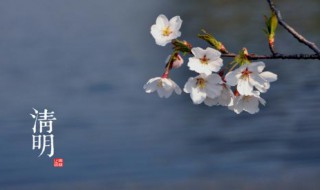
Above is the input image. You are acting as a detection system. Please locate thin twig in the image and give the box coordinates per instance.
[268,43,277,55]
[221,53,320,60]
[267,0,320,54]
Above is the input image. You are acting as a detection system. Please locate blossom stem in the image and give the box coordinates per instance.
[224,60,236,71]
[162,50,179,78]
[228,62,239,72]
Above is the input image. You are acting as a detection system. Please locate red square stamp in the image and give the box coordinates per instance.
[53,158,64,168]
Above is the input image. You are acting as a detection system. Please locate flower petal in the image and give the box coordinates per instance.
[258,96,266,106]
[167,79,182,95]
[249,61,265,73]
[237,78,253,95]
[260,71,278,82]
[184,77,196,93]
[254,82,269,93]
[162,78,173,91]
[157,87,172,98]
[204,97,218,107]
[187,58,211,75]
[169,16,182,31]
[207,58,223,72]
[190,88,206,104]
[155,14,169,28]
[206,84,223,99]
[225,69,241,86]
[154,37,171,46]
[174,85,182,95]
[232,97,244,114]
[249,73,269,92]
[205,47,221,58]
[250,73,266,86]
[143,77,160,93]
[217,86,234,106]
[206,73,223,84]
[243,96,260,114]
[191,47,205,58]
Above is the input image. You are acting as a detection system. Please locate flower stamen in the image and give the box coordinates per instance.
[162,26,172,36]
[157,80,163,87]
[243,95,252,102]
[196,78,206,89]
[240,67,252,79]
[199,55,210,64]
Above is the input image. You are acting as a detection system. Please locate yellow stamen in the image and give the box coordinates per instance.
[162,26,172,36]
[157,80,163,87]
[196,78,206,89]
[240,67,252,80]
[200,55,209,64]
[243,96,252,102]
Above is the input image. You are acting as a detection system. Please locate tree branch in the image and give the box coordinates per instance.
[266,0,320,54]
[222,53,320,60]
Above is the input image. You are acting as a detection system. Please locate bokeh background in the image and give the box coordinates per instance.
[0,0,320,189]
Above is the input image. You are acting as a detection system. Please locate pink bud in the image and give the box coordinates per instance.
[172,54,183,68]
[165,54,183,69]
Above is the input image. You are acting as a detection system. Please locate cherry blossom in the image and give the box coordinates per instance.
[184,74,223,104]
[151,14,182,46]
[144,77,181,98]
[225,61,277,95]
[229,91,266,114]
[204,84,234,107]
[187,47,223,75]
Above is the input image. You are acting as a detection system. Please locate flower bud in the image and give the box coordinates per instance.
[172,39,192,54]
[264,12,278,48]
[172,54,184,68]
[198,30,228,53]
[165,53,184,69]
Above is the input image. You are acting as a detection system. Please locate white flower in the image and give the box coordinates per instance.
[184,74,223,104]
[150,14,182,46]
[144,77,181,98]
[229,91,266,114]
[187,47,223,75]
[165,53,184,69]
[204,84,234,107]
[225,61,277,95]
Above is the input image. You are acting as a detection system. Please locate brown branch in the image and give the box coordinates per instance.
[267,0,320,54]
[222,53,320,60]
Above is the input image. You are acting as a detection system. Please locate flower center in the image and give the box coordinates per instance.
[200,55,209,64]
[157,80,163,87]
[196,78,206,89]
[240,68,252,79]
[162,26,172,36]
[243,95,252,102]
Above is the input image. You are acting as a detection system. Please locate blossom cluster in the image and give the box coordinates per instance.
[144,15,277,114]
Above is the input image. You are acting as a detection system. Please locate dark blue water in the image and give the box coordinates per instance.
[0,0,320,189]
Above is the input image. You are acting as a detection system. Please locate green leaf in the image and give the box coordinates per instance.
[263,12,278,43]
[270,12,278,36]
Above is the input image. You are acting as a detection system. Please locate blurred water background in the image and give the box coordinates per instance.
[0,0,320,189]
